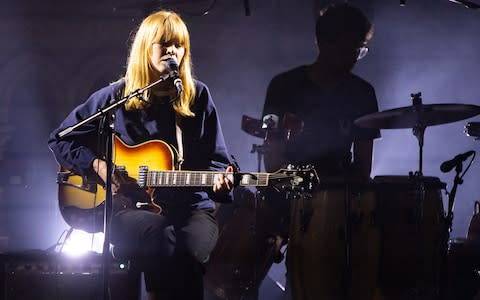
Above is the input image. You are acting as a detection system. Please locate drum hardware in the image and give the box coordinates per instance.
[465,121,480,139]
[286,167,320,234]
[298,191,314,233]
[467,201,480,241]
[409,172,427,231]
[241,113,304,142]
[242,113,304,174]
[242,114,277,174]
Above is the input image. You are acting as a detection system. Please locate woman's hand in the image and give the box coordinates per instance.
[213,165,234,194]
[92,158,150,202]
[92,158,108,183]
[93,158,123,193]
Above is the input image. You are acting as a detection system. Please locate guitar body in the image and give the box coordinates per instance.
[57,136,176,233]
[114,136,176,181]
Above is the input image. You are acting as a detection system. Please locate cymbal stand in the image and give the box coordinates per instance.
[411,92,426,177]
[410,94,429,295]
[408,94,428,242]
[413,123,426,177]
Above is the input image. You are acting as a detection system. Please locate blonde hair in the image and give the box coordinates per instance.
[124,10,195,116]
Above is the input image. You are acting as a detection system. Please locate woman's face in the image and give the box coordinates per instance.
[150,41,185,77]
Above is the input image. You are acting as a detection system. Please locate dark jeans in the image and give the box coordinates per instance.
[110,203,218,299]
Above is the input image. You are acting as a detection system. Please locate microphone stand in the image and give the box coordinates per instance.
[439,162,463,300]
[56,73,171,300]
[446,163,463,233]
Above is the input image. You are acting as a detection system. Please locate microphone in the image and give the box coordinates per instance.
[440,150,475,173]
[165,58,183,96]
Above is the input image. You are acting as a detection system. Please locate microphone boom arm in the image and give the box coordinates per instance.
[56,73,170,139]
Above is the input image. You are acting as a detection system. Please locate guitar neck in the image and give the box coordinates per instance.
[138,169,269,188]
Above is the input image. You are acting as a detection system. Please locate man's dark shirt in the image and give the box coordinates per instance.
[263,65,380,175]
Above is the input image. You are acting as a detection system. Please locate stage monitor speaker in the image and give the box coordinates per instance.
[0,250,141,300]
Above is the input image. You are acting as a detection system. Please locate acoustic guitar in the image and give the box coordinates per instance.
[57,135,317,232]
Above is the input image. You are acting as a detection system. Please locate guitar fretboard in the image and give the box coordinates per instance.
[143,170,269,187]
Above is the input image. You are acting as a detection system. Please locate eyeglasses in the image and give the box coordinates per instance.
[357,46,369,60]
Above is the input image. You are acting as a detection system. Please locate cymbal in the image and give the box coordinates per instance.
[354,103,480,129]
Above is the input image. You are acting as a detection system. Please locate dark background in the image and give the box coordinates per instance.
[0,0,479,295]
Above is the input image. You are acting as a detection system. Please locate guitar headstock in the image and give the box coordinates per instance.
[271,164,319,192]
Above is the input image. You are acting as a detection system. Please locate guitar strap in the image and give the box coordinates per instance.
[175,113,184,170]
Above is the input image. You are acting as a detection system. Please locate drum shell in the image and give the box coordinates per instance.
[467,201,480,241]
[204,187,289,300]
[374,175,446,297]
[447,238,480,300]
[287,179,380,300]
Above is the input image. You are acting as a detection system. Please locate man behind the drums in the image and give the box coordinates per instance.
[262,2,379,178]
[262,3,380,300]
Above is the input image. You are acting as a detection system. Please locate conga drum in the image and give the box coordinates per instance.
[373,175,446,300]
[287,178,380,300]
[446,237,480,300]
[204,187,290,300]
